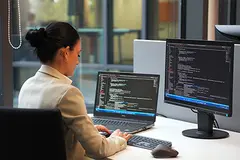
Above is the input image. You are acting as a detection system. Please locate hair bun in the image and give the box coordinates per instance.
[25,28,47,48]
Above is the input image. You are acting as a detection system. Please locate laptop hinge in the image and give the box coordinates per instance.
[92,116,153,124]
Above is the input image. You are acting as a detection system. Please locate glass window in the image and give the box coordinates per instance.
[237,1,240,24]
[145,0,179,40]
[158,0,179,39]
[218,0,237,25]
[12,0,104,110]
[112,0,142,65]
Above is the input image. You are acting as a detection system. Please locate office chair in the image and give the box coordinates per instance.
[0,107,67,160]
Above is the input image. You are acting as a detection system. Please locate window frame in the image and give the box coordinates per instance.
[0,0,13,107]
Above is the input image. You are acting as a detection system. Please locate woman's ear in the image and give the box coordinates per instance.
[65,46,70,52]
[59,48,68,61]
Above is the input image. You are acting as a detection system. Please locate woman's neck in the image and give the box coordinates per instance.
[43,62,66,76]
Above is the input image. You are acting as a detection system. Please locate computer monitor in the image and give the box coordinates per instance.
[215,25,240,43]
[164,38,234,139]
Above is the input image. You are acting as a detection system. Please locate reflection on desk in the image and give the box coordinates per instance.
[109,116,240,160]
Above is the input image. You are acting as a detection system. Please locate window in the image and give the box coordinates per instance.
[158,0,179,39]
[112,0,142,65]
[145,0,180,40]
[12,0,104,109]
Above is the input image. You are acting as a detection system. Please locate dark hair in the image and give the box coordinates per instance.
[25,22,79,63]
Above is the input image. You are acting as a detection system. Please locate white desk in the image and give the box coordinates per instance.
[109,116,240,160]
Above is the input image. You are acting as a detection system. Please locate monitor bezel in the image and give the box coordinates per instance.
[164,38,234,117]
[93,71,160,122]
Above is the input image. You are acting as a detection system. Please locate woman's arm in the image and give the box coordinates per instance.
[57,87,127,159]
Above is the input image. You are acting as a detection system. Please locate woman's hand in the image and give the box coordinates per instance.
[95,125,111,134]
[111,129,132,141]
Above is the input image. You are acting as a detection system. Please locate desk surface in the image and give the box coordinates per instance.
[109,116,240,160]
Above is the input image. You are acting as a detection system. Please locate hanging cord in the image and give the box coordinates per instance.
[8,0,22,49]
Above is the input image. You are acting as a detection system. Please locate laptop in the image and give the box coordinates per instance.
[92,71,160,134]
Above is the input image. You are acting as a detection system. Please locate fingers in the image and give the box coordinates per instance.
[124,133,133,141]
[122,132,132,140]
[96,125,111,134]
[111,130,133,141]
[123,132,128,136]
[97,126,132,141]
[100,126,111,134]
[111,129,122,137]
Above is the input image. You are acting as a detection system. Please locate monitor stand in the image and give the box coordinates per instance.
[182,111,229,139]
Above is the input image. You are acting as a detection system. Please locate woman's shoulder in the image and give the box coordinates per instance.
[63,85,84,97]
[57,85,86,109]
[51,82,83,99]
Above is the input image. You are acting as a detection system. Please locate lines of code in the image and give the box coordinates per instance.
[96,73,159,113]
[165,43,232,105]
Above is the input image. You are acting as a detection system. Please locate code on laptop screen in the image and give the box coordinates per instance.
[94,72,160,117]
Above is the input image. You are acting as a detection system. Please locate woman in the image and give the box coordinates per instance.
[18,22,131,160]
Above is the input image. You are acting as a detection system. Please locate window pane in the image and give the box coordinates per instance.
[219,0,238,25]
[12,0,104,111]
[237,1,240,24]
[112,0,142,65]
[158,0,179,39]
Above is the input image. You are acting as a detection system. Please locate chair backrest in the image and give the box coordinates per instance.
[0,107,67,160]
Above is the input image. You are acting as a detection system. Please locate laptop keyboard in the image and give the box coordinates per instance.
[127,135,172,150]
[92,118,147,132]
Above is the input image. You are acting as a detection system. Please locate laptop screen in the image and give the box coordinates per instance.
[94,72,160,121]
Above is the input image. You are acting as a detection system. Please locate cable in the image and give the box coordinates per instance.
[190,109,220,128]
[191,109,198,114]
[156,113,167,118]
[214,118,219,128]
[8,0,22,49]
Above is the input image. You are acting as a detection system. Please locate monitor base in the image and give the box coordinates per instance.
[182,129,229,139]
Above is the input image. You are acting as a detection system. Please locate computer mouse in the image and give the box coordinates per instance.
[151,144,178,158]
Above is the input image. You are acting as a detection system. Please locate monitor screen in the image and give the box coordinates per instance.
[164,39,234,139]
[164,39,234,117]
[94,72,160,121]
